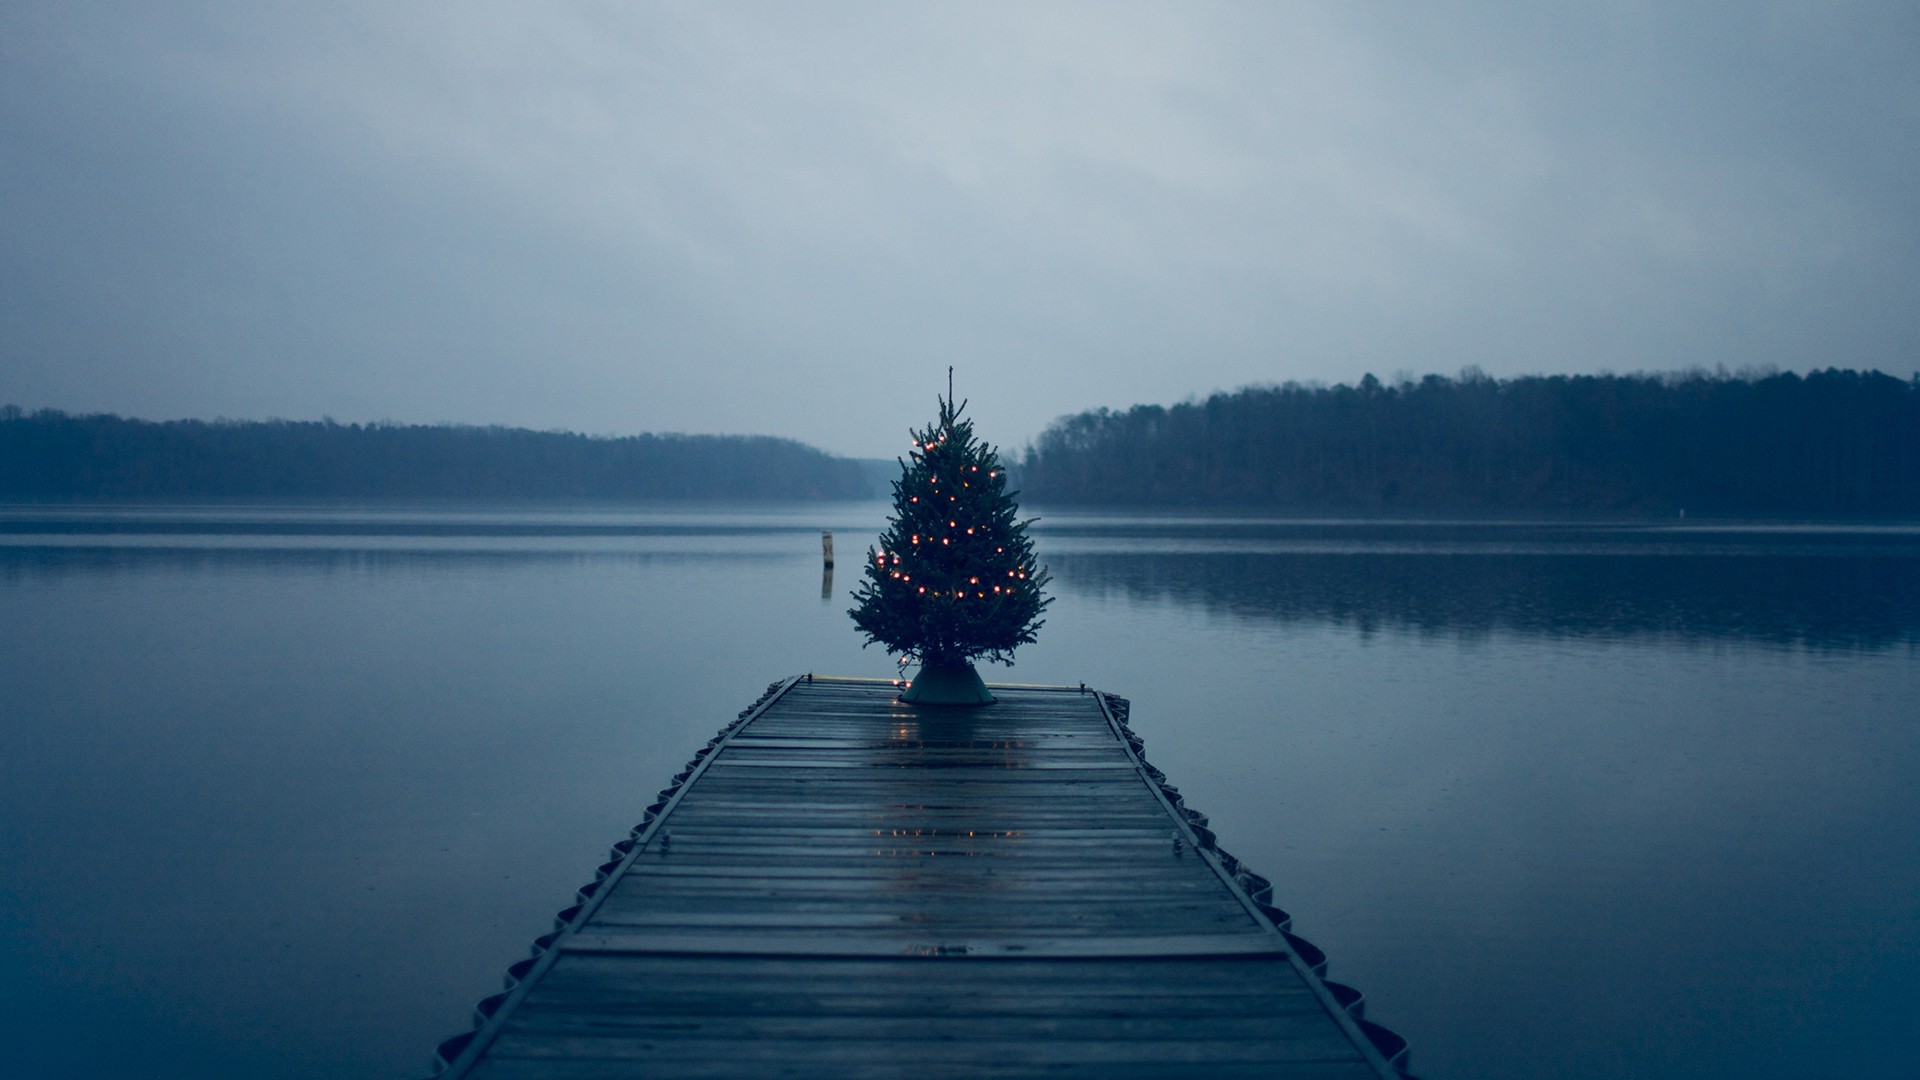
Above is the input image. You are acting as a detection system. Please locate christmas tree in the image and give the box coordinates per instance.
[849,387,1050,704]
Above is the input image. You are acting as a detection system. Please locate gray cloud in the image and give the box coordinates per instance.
[3,1,1915,456]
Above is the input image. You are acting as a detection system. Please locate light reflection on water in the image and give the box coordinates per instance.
[1,503,1915,1079]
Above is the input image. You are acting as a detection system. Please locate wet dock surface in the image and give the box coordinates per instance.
[437,676,1403,1079]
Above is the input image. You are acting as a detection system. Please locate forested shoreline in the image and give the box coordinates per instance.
[1021,369,1920,516]
[11,368,1919,511]
[0,409,870,500]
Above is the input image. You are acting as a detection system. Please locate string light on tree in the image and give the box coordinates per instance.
[849,372,1051,705]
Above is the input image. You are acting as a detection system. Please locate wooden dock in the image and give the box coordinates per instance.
[435,676,1412,1079]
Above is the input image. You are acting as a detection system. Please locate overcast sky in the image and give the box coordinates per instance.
[3,2,1916,457]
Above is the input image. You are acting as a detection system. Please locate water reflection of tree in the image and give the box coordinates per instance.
[860,702,1037,943]
[1054,551,1920,651]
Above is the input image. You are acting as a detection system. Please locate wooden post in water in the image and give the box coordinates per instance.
[821,531,835,600]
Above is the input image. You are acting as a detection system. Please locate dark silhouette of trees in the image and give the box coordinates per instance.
[1021,369,1920,516]
[0,410,869,501]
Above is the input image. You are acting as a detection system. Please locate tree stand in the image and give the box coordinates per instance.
[901,661,995,705]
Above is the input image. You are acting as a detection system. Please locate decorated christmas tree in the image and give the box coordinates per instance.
[849,384,1050,704]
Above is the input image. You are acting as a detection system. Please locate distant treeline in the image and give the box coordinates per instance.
[0,408,869,500]
[1022,369,1920,515]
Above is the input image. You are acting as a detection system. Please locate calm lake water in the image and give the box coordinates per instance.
[3,504,1916,1079]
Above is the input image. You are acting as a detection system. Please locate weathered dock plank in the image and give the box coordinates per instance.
[437,677,1408,1078]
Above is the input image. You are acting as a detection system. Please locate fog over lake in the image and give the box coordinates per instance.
[2,505,1916,1078]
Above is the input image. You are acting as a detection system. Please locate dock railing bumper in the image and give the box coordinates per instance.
[1093,690,1418,1078]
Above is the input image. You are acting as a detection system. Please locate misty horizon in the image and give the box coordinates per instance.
[9,360,1916,457]
[9,365,1916,518]
[6,4,1919,457]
